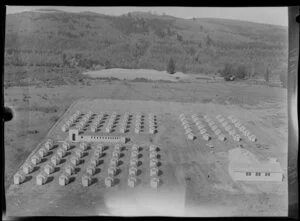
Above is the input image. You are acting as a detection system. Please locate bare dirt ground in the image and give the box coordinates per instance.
[4,79,288,216]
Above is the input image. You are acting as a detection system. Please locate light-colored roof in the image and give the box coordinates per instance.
[230,162,283,173]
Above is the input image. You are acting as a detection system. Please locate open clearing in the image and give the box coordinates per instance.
[4,79,288,216]
[83,68,191,82]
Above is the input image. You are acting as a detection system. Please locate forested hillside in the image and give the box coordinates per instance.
[4,10,288,84]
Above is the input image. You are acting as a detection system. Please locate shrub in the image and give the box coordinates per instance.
[236,65,248,80]
[220,63,234,79]
[167,57,176,74]
[104,60,111,69]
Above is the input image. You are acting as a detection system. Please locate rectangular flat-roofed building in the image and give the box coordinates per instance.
[229,162,283,182]
[69,129,126,143]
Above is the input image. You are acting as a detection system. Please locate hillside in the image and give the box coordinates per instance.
[4,10,288,83]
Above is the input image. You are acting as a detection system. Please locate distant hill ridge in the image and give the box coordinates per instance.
[5,10,288,78]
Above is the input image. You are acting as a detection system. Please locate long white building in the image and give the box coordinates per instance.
[229,161,283,182]
[69,129,126,143]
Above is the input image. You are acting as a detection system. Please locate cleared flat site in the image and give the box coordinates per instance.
[5,88,288,216]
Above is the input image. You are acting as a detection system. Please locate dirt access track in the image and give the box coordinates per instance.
[6,96,288,217]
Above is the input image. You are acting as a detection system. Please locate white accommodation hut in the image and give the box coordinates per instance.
[38,147,47,158]
[225,125,232,132]
[75,149,84,158]
[131,144,139,152]
[44,164,55,175]
[229,129,236,136]
[79,142,88,151]
[150,177,160,188]
[129,166,138,176]
[96,143,103,151]
[130,158,138,167]
[57,148,66,158]
[202,133,211,141]
[179,113,185,119]
[216,114,222,120]
[14,173,25,185]
[150,154,157,161]
[112,151,120,159]
[105,127,112,133]
[62,142,70,151]
[149,128,156,134]
[108,166,117,176]
[44,140,53,150]
[86,165,96,176]
[222,121,228,127]
[110,157,118,167]
[233,134,242,141]
[235,122,241,128]
[249,134,257,142]
[59,173,69,186]
[211,125,218,131]
[82,175,92,187]
[183,124,191,130]
[36,173,47,185]
[64,164,75,175]
[195,121,202,126]
[31,155,41,165]
[239,126,246,132]
[90,157,99,167]
[131,150,139,158]
[150,167,159,176]
[184,127,192,133]
[91,126,97,133]
[208,121,215,127]
[149,145,156,152]
[70,156,80,166]
[51,155,61,166]
[120,127,126,133]
[231,118,238,123]
[227,115,234,120]
[61,125,67,132]
[244,130,251,137]
[105,176,114,187]
[150,158,158,167]
[219,117,225,123]
[128,176,137,188]
[199,129,207,135]
[93,149,101,158]
[215,129,221,136]
[197,125,205,130]
[23,163,33,174]
[218,134,226,141]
